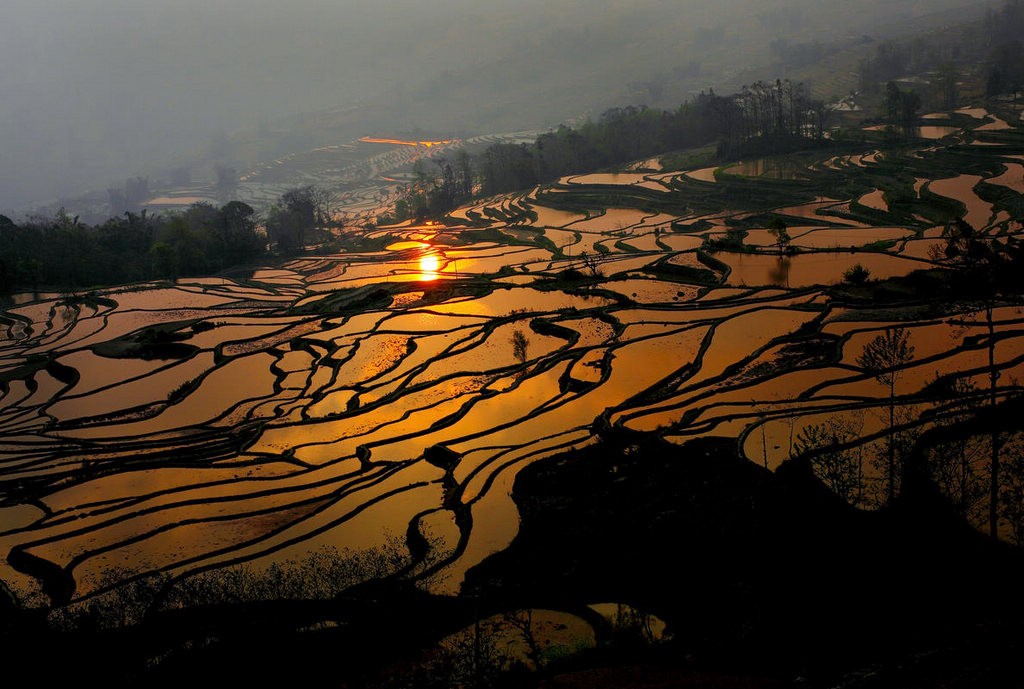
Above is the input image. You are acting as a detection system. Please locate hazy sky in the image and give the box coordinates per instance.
[1,0,498,210]
[0,0,991,212]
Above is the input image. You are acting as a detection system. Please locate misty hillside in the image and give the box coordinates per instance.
[0,0,990,212]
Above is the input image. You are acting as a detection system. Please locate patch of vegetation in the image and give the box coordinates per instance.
[695,250,730,274]
[167,379,197,403]
[290,285,395,316]
[843,263,871,285]
[1,202,267,294]
[702,227,748,252]
[647,260,719,286]
[90,323,200,360]
[659,145,717,172]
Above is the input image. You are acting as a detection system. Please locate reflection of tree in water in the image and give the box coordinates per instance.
[767,256,791,287]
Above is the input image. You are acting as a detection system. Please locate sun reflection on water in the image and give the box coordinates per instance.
[419,254,441,280]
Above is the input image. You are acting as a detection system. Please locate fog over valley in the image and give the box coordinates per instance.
[0,0,991,214]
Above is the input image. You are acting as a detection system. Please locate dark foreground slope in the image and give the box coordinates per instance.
[3,434,1024,687]
[466,436,1024,687]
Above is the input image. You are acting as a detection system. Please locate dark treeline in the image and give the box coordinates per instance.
[0,183,341,294]
[475,79,826,198]
[378,78,826,222]
[984,0,1024,98]
[0,201,265,294]
[858,0,1024,103]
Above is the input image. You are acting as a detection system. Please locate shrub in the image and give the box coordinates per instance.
[843,263,871,285]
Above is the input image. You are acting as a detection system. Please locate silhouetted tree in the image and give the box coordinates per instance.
[214,201,264,267]
[942,218,1023,536]
[925,378,988,524]
[267,187,319,253]
[843,263,871,285]
[1000,434,1024,544]
[795,415,866,506]
[857,327,915,503]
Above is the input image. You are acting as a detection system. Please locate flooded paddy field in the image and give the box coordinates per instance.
[2,112,1024,610]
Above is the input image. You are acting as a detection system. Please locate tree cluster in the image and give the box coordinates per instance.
[983,0,1024,48]
[798,221,1024,537]
[0,201,265,294]
[986,39,1024,99]
[380,152,474,224]
[477,81,826,197]
[855,1,1024,103]
[884,81,922,131]
[725,79,828,156]
[266,186,325,253]
[479,101,719,197]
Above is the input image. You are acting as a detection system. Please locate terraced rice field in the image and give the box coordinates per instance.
[2,111,1024,606]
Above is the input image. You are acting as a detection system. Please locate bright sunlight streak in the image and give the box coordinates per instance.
[419,254,440,279]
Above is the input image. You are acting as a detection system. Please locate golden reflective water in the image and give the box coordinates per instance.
[4,118,1024,603]
[419,253,441,280]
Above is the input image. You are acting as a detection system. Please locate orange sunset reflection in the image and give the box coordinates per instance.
[419,253,441,280]
[360,136,454,148]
